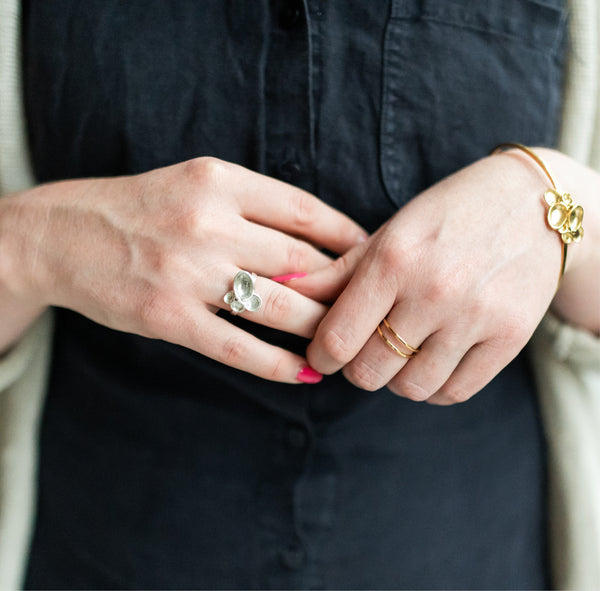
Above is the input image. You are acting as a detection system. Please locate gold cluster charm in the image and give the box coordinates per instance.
[491,142,584,286]
[544,189,584,244]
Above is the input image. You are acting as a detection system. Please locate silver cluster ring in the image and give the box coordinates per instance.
[224,270,262,314]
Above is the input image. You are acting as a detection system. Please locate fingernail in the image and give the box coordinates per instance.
[296,366,323,384]
[271,272,307,283]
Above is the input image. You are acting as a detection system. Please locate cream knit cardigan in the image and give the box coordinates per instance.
[1,1,599,589]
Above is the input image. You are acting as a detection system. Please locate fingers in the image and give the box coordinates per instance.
[287,240,369,303]
[425,340,515,405]
[179,310,320,384]
[384,330,472,401]
[214,266,329,339]
[341,305,513,405]
[305,253,398,374]
[343,326,468,399]
[230,164,367,254]
[235,220,333,277]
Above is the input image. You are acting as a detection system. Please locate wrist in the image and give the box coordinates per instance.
[0,189,50,307]
[535,148,600,333]
[491,145,599,333]
[533,148,599,275]
[0,190,51,352]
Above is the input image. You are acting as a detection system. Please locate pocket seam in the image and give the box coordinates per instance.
[390,0,567,56]
[389,14,566,56]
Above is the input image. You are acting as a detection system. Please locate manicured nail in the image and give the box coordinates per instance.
[296,366,323,384]
[271,272,307,283]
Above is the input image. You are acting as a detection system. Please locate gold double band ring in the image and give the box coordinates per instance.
[377,318,420,359]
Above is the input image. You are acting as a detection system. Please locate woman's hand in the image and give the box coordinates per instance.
[0,157,365,381]
[290,149,600,403]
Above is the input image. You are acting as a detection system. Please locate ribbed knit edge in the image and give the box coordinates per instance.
[0,0,35,194]
[590,1,600,168]
[559,0,599,165]
[0,313,52,591]
[531,314,600,590]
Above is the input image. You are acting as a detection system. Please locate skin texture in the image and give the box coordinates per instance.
[289,149,600,404]
[0,157,366,382]
[0,150,597,397]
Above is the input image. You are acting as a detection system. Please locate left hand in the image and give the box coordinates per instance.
[290,151,571,404]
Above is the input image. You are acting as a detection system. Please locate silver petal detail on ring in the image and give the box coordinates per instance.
[226,271,262,314]
[230,300,245,313]
[234,271,255,300]
[244,294,262,312]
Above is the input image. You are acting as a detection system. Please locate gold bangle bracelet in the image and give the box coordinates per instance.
[492,143,584,286]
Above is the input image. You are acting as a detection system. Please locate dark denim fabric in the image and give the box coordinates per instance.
[22,1,566,589]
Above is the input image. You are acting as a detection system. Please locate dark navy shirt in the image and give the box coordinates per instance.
[23,1,566,589]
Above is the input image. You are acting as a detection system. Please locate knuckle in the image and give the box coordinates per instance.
[219,335,248,368]
[263,356,286,382]
[335,252,352,275]
[465,294,487,323]
[290,190,317,228]
[374,232,416,270]
[480,308,530,352]
[375,238,403,272]
[135,288,170,337]
[321,328,353,366]
[501,312,530,344]
[179,158,231,241]
[286,240,310,271]
[177,205,205,237]
[344,359,385,391]
[184,156,227,188]
[438,385,470,405]
[426,273,461,305]
[391,377,430,402]
[263,289,293,324]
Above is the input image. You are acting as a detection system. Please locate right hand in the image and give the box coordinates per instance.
[0,157,365,382]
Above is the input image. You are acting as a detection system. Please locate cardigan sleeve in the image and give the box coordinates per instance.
[529,314,600,591]
[0,311,53,591]
[0,316,49,393]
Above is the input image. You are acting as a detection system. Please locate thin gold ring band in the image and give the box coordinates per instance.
[377,324,415,358]
[377,318,420,359]
[382,318,421,353]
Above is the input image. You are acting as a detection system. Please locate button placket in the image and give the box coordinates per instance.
[264,0,314,193]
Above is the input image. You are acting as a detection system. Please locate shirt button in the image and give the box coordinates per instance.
[279,546,305,570]
[287,425,308,449]
[279,1,303,30]
[278,160,302,183]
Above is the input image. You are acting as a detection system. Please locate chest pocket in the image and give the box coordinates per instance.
[380,0,567,207]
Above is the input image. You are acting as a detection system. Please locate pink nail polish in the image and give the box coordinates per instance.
[271,272,307,283]
[296,366,323,384]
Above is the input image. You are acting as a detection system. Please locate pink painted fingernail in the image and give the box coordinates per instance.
[271,272,307,283]
[296,366,323,384]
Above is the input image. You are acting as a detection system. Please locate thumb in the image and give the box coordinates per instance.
[280,239,369,303]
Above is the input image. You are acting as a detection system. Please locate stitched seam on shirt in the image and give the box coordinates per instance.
[390,16,565,55]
